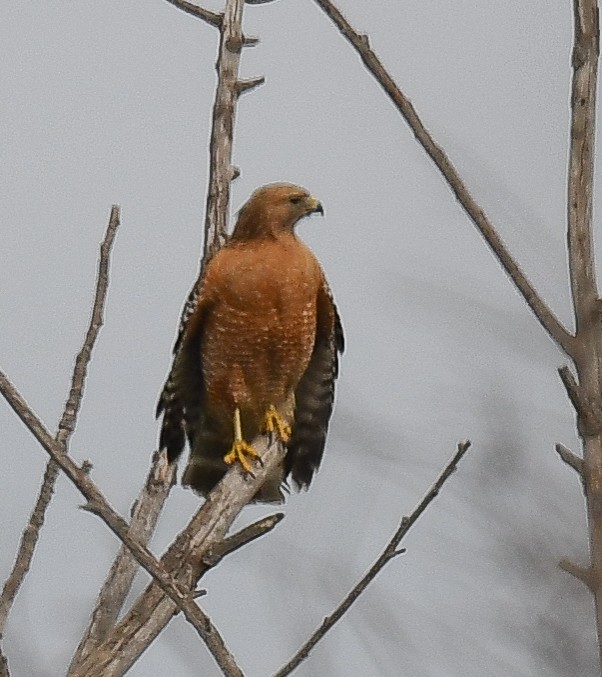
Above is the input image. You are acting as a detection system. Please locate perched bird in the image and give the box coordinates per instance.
[157,183,343,503]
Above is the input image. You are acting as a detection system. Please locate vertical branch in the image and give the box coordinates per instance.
[203,0,249,261]
[568,0,599,335]
[565,0,602,668]
[0,206,120,637]
[0,649,8,677]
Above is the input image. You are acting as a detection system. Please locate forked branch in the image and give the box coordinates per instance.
[68,451,176,668]
[70,437,286,677]
[0,371,246,677]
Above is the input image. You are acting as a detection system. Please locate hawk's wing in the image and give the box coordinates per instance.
[156,277,209,463]
[286,278,344,489]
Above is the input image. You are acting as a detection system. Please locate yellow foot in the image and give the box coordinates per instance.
[224,439,260,474]
[264,405,292,443]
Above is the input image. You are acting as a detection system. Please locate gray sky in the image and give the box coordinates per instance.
[1,1,597,675]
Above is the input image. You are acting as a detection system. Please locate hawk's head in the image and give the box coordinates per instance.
[232,183,323,241]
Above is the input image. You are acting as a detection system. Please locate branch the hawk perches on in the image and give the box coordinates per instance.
[157,183,344,503]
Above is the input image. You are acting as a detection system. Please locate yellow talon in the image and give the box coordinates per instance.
[264,405,291,443]
[224,407,260,473]
[224,439,261,473]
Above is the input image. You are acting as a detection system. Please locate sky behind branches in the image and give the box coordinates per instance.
[0,1,598,675]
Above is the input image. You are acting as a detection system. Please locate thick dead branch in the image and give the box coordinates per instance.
[71,437,286,677]
[0,372,243,676]
[273,440,471,677]
[312,0,575,356]
[70,509,281,672]
[565,1,602,668]
[0,206,119,637]
[567,0,600,334]
[0,649,9,677]
[164,0,222,27]
[68,451,176,668]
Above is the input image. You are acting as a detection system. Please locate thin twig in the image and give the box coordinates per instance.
[164,0,222,27]
[558,364,586,416]
[203,513,284,566]
[0,371,243,677]
[559,558,596,591]
[555,442,584,476]
[273,440,472,677]
[312,0,574,356]
[0,206,120,636]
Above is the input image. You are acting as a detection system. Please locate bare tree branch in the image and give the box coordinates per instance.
[563,1,602,667]
[559,558,596,591]
[236,75,266,95]
[202,0,261,262]
[71,436,285,677]
[0,206,119,637]
[164,0,222,27]
[0,648,9,677]
[312,0,575,356]
[555,442,584,477]
[70,505,281,673]
[272,440,472,677]
[567,0,600,337]
[68,451,176,668]
[0,371,244,677]
[204,512,284,566]
[558,364,587,418]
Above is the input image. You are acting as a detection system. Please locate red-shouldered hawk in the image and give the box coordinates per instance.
[156,183,343,503]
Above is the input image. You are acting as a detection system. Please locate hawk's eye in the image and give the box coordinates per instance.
[289,196,303,205]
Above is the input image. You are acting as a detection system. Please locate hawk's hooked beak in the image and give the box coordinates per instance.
[306,196,324,216]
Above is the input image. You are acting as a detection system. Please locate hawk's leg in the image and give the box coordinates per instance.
[224,407,261,473]
[264,404,291,443]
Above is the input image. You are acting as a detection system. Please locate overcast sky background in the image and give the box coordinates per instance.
[1,1,599,675]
